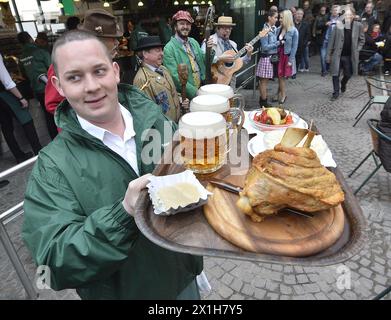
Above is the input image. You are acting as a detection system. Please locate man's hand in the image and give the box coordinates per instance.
[206,37,214,48]
[20,98,28,108]
[122,174,153,216]
[245,43,254,57]
[326,57,330,64]
[218,54,236,63]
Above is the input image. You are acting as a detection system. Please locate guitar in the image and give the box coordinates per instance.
[211,28,270,85]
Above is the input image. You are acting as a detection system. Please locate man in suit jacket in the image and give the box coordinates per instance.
[163,10,213,99]
[133,36,188,122]
[294,8,311,72]
[326,8,365,100]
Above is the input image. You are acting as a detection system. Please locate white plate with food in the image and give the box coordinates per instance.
[247,130,337,167]
[248,108,308,132]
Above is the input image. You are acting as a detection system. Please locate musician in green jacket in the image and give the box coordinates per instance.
[163,10,213,99]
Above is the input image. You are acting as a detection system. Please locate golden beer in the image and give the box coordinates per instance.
[179,112,227,174]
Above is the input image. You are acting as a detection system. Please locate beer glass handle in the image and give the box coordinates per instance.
[231,93,245,111]
[237,109,245,131]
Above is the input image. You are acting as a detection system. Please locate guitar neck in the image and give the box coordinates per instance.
[233,33,263,59]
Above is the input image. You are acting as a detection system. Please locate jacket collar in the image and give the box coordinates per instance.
[56,84,161,142]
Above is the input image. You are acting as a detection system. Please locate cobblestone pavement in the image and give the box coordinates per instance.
[0,56,390,300]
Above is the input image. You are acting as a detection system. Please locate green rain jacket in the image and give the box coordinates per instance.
[19,43,51,94]
[22,84,203,299]
[163,36,207,100]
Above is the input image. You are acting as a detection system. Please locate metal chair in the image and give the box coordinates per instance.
[353,77,391,127]
[349,119,391,195]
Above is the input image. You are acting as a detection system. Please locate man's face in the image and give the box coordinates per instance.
[175,20,192,38]
[100,37,119,58]
[143,47,163,67]
[320,7,326,15]
[303,1,309,9]
[217,26,232,40]
[52,39,120,126]
[290,7,296,17]
[365,3,373,14]
[295,10,304,22]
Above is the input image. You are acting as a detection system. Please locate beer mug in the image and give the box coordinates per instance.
[190,94,244,130]
[179,112,227,174]
[197,84,245,110]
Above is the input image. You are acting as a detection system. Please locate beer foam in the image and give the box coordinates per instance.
[190,94,229,113]
[197,84,234,99]
[179,111,226,139]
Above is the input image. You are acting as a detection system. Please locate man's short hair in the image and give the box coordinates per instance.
[296,8,304,14]
[51,30,112,75]
[17,31,33,44]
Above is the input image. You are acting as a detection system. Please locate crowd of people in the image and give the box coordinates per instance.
[0,2,390,299]
[256,1,391,105]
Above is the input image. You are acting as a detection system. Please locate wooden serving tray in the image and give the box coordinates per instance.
[134,137,367,266]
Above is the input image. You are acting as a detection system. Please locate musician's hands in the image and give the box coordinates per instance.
[245,43,254,57]
[218,54,235,63]
[206,37,214,48]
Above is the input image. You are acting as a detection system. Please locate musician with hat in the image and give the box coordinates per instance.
[163,10,214,99]
[202,16,254,66]
[133,36,188,122]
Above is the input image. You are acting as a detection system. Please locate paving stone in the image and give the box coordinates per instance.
[307,273,320,282]
[209,265,225,279]
[293,285,305,295]
[230,278,243,292]
[296,274,309,284]
[230,294,245,300]
[346,261,359,270]
[284,265,293,273]
[241,284,254,296]
[217,284,234,299]
[279,284,293,295]
[327,291,343,300]
[374,285,387,295]
[221,273,234,286]
[314,292,329,300]
[303,283,321,294]
[372,263,385,275]
[265,280,279,292]
[358,267,373,279]
[221,260,236,272]
[342,290,358,300]
[294,266,304,273]
[271,264,283,272]
[254,288,266,300]
[252,276,266,289]
[266,292,279,300]
[283,275,296,285]
[374,274,388,286]
[280,295,291,300]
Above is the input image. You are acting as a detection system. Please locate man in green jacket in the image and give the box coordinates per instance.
[18,31,58,139]
[163,10,213,99]
[22,30,203,299]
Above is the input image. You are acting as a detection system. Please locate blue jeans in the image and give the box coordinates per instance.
[361,53,383,72]
[300,45,310,69]
[320,42,329,73]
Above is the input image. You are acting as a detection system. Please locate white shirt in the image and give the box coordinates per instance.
[77,104,140,176]
[0,54,17,90]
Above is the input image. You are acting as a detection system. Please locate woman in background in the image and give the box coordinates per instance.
[277,10,298,104]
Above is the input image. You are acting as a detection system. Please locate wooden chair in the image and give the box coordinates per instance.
[353,77,391,127]
[349,119,391,195]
